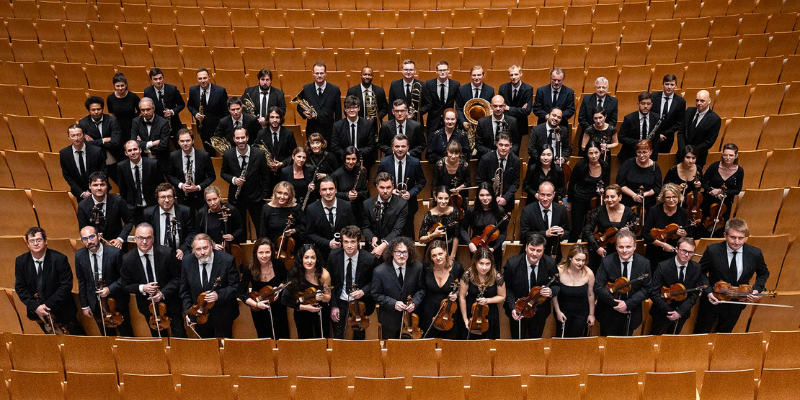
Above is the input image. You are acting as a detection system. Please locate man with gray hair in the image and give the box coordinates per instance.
[130,97,171,169]
[578,76,618,134]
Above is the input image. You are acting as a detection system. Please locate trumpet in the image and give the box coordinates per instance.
[197,104,204,129]
[205,136,231,155]
[463,98,491,155]
[291,92,317,119]
[365,90,381,141]
[242,92,257,116]
[408,81,422,121]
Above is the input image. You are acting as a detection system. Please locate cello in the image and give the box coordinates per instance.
[188,277,221,325]
[466,285,489,338]
[471,213,511,248]
[431,280,460,333]
[514,274,559,319]
[275,215,296,270]
[400,295,421,339]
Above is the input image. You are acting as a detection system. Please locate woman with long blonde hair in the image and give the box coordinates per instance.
[552,244,595,337]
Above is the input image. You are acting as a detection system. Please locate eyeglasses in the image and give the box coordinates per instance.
[677,248,693,255]
[402,69,415,73]
[394,251,409,256]
[27,238,44,244]
[80,235,97,242]
[135,236,154,242]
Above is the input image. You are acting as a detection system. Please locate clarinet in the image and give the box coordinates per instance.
[234,164,247,200]
[646,115,665,141]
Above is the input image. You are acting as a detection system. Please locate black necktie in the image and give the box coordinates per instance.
[598,98,603,108]
[201,90,207,108]
[234,120,241,129]
[164,213,175,248]
[273,132,279,148]
[730,251,738,282]
[529,264,536,290]
[76,150,87,181]
[663,97,671,115]
[351,123,357,148]
[134,165,144,206]
[94,120,102,135]
[693,112,700,127]
[679,266,685,283]
[325,206,334,228]
[93,253,100,281]
[512,88,517,102]
[398,123,403,135]
[495,121,501,139]
[144,254,154,283]
[405,84,411,101]
[622,261,629,280]
[542,209,550,228]
[261,92,268,117]
[552,90,558,105]
[36,260,44,294]
[201,263,208,287]
[398,267,404,285]
[397,161,404,185]
[440,83,445,101]
[641,117,647,139]
[499,158,506,171]
[240,154,247,170]
[346,258,353,294]
[474,87,479,99]
[318,87,323,98]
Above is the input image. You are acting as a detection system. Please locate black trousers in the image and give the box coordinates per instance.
[148,308,186,338]
[556,314,591,338]
[650,313,688,335]
[193,321,233,339]
[234,198,264,240]
[507,311,548,339]
[597,308,640,336]
[331,303,367,340]
[569,198,592,243]
[294,308,330,339]
[251,305,290,339]
[91,302,134,337]
[693,297,745,334]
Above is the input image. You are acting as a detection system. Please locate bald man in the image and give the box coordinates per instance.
[677,90,721,168]
[130,97,171,169]
[475,95,519,158]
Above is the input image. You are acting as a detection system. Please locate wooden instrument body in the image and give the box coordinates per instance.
[660,283,708,303]
[247,283,286,311]
[347,285,370,333]
[276,215,296,269]
[400,296,421,339]
[148,301,171,331]
[433,280,460,332]
[713,281,776,301]
[605,273,649,297]
[188,277,221,325]
[703,184,728,232]
[467,286,490,335]
[649,220,700,241]
[98,279,123,328]
[471,214,510,248]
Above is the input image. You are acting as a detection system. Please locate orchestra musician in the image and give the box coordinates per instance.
[117,140,163,224]
[280,147,316,208]
[196,186,245,248]
[60,124,106,202]
[642,184,693,268]
[579,107,618,157]
[378,99,426,159]
[331,147,369,223]
[15,227,85,335]
[419,186,462,260]
[583,184,637,271]
[331,95,377,170]
[578,77,618,137]
[306,133,339,183]
[255,107,297,198]
[119,223,184,337]
[221,127,270,233]
[180,234,240,338]
[456,66,495,131]
[242,68,287,119]
[280,244,333,338]
[499,65,533,144]
[131,97,171,170]
[651,74,686,154]
[503,233,558,339]
[528,108,571,167]
[552,244,595,338]
[144,68,185,146]
[519,182,569,261]
[432,141,471,196]
[79,96,123,182]
[532,68,575,130]
[522,146,566,205]
[426,108,471,164]
[566,142,610,243]
[617,140,662,212]
[664,145,703,189]
[418,240,464,339]
[461,182,509,268]
[239,237,290,339]
[594,230,652,336]
[476,133,520,213]
[700,143,744,237]
[371,237,424,340]
[421,61,460,133]
[106,73,140,143]
[475,95,519,159]
[167,129,216,212]
[377,134,427,239]
[460,248,506,339]
[677,90,721,169]
[76,171,132,250]
[305,177,357,260]
[258,181,305,250]
[143,182,197,260]
[362,172,408,257]
[329,226,377,340]
[388,59,424,122]
[694,218,769,334]
[187,68,229,155]
[618,92,661,163]
[649,237,706,335]
[346,66,389,126]
[214,97,261,145]
[298,62,342,144]
[76,225,132,336]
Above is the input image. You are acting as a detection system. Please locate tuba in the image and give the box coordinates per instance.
[463,98,491,155]
[205,136,232,155]
[242,92,257,116]
[365,89,381,138]
[291,92,318,119]
[408,81,423,121]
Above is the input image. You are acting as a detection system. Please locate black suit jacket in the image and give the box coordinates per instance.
[532,85,576,127]
[519,202,570,256]
[617,111,662,162]
[79,114,124,161]
[376,155,427,207]
[220,146,270,204]
[75,245,127,313]
[378,119,425,159]
[305,199,357,259]
[144,83,184,132]
[116,157,163,209]
[649,258,707,318]
[499,81,534,141]
[131,114,171,161]
[388,78,424,121]
[528,122,572,163]
[594,253,652,327]
[143,204,197,254]
[699,242,769,296]
[15,249,77,321]
[187,84,229,139]
[297,82,342,143]
[362,195,408,244]
[370,261,424,332]
[476,151,521,207]
[76,194,133,241]
[502,253,560,321]
[421,78,460,132]
[242,85,287,116]
[328,248,377,312]
[166,149,216,207]
[331,117,377,162]
[214,114,261,145]
[60,144,106,199]
[255,127,297,168]
[578,93,618,131]
[455,83,495,125]
[180,250,240,326]
[475,115,520,158]
[118,245,181,316]
[346,84,390,122]
[677,108,722,167]
[651,92,686,146]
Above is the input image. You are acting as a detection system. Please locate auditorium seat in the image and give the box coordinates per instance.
[242,47,273,72]
[64,372,120,400]
[602,335,656,380]
[295,376,348,400]
[31,190,80,239]
[615,65,650,92]
[757,368,800,400]
[439,339,492,385]
[774,186,800,236]
[554,45,587,69]
[180,374,234,400]
[641,371,696,400]
[329,339,383,384]
[731,149,766,190]
[593,22,624,45]
[532,24,563,46]
[737,13,769,36]
[493,46,525,69]
[411,376,465,400]
[744,56,781,86]
[708,15,739,39]
[276,339,329,384]
[121,373,176,400]
[38,3,66,22]
[384,339,437,384]
[62,335,116,374]
[339,10,367,29]
[353,377,406,400]
[5,150,52,190]
[220,338,275,382]
[721,116,764,151]
[650,19,680,42]
[0,239,31,288]
[548,337,601,378]
[236,376,290,400]
[370,10,398,29]
[737,33,769,60]
[451,8,481,28]
[676,38,709,63]
[10,370,63,400]
[764,331,800,369]
[761,148,800,189]
[655,334,710,388]
[502,26,533,47]
[204,26,235,48]
[528,374,581,400]
[732,189,782,234]
[586,373,639,400]
[9,333,64,374]
[93,42,126,67]
[431,48,461,70]
[145,24,177,47]
[747,235,790,289]
[523,45,556,70]
[482,8,509,28]
[616,41,648,66]
[167,338,222,383]
[0,85,29,116]
[713,86,751,119]
[491,339,546,384]
[175,25,205,47]
[561,24,592,46]
[699,369,755,400]
[747,83,785,117]
[65,3,98,22]
[84,65,118,91]
[118,22,149,45]
[115,339,170,382]
[710,332,765,380]
[22,62,58,89]
[765,13,798,33]
[620,21,652,44]
[469,375,524,400]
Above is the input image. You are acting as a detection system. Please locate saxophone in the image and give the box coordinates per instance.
[408,81,422,121]
[242,92,257,116]
[291,91,317,119]
[365,89,381,139]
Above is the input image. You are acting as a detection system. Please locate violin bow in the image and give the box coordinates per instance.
[714,301,793,307]
[149,294,162,339]
[96,279,107,337]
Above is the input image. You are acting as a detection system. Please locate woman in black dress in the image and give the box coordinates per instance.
[280,244,332,338]
[419,186,462,260]
[259,181,305,257]
[617,139,662,216]
[642,183,693,269]
[579,107,618,158]
[239,237,290,339]
[566,142,610,242]
[280,147,316,209]
[432,140,471,195]
[106,73,140,140]
[552,244,595,338]
[427,108,471,163]
[332,146,369,222]
[306,132,339,178]
[701,143,744,237]
[583,184,637,271]
[523,145,566,205]
[196,185,245,248]
[461,182,508,268]
[418,240,465,339]
[459,247,505,340]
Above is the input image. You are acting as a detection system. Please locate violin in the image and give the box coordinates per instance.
[275,215,296,270]
[593,221,638,247]
[589,181,605,210]
[432,280,460,332]
[649,220,701,241]
[684,173,704,220]
[34,293,68,335]
[347,284,370,335]
[247,282,287,311]
[634,185,645,236]
[188,277,221,325]
[605,273,650,297]
[704,184,727,234]
[148,300,170,331]
[428,221,459,240]
[449,178,466,220]
[660,283,708,303]
[712,281,777,301]
[97,279,123,328]
[295,285,331,306]
[514,273,559,319]
[471,213,511,248]
[467,285,490,335]
[400,295,421,339]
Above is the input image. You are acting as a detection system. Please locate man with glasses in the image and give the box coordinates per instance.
[648,237,707,335]
[388,59,424,122]
[77,171,132,250]
[143,183,196,260]
[421,61,460,133]
[119,223,184,337]
[15,227,85,335]
[618,92,662,163]
[60,124,106,202]
[378,100,425,159]
[370,237,424,339]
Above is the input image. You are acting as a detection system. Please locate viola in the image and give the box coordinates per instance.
[347,284,370,335]
[276,215,296,270]
[684,173,703,221]
[148,300,170,331]
[248,282,287,311]
[295,285,331,306]
[593,221,637,247]
[400,295,421,339]
[514,273,559,319]
[467,285,490,335]
[432,280,460,332]
[471,213,511,248]
[605,273,650,297]
[649,220,701,241]
[428,221,459,238]
[97,279,123,328]
[660,283,708,303]
[704,184,728,233]
[34,293,68,335]
[713,281,777,301]
[188,277,221,325]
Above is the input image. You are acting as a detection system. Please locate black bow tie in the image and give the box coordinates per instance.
[144,120,153,125]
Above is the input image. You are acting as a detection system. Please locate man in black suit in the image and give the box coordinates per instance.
[649,237,708,335]
[79,96,123,182]
[305,177,357,260]
[187,68,229,154]
[378,99,425,159]
[131,97,171,170]
[504,233,560,339]
[298,62,342,144]
[60,124,106,202]
[421,60,460,133]
[242,68,287,119]
[255,107,296,198]
[76,225,132,336]
[652,74,686,154]
[214,97,261,145]
[376,134,427,239]
[166,129,216,212]
[370,237,424,339]
[475,95,519,159]
[388,59,424,122]
[117,140,164,224]
[477,133,521,212]
[331,95,377,167]
[499,65,534,144]
[528,108,571,166]
[456,65,495,130]
[519,182,569,261]
[221,127,270,234]
[677,90,721,169]
[618,92,662,163]
[577,76,618,133]
[15,227,84,335]
[77,171,132,249]
[329,225,377,339]
[693,218,770,334]
[119,223,185,337]
[594,231,652,336]
[362,172,408,257]
[180,234,240,338]
[145,67,185,147]
[143,183,197,260]
[532,68,576,129]
[346,66,389,127]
